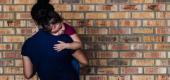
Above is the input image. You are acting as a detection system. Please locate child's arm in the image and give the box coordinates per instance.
[53,34,82,51]
[72,50,88,66]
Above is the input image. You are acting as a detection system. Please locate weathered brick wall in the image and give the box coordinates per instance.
[0,0,170,80]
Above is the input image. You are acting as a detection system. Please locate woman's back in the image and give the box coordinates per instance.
[21,29,79,80]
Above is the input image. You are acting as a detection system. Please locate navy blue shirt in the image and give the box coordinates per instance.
[21,29,79,80]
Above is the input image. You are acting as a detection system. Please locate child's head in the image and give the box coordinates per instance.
[31,0,63,32]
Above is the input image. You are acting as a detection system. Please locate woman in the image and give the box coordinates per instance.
[21,1,88,80]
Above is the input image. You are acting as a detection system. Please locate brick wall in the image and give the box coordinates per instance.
[0,0,170,80]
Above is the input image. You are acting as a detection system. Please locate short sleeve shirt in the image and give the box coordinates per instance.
[63,23,76,35]
[21,29,79,80]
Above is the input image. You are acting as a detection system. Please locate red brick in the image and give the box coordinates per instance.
[130,43,143,50]
[130,0,154,3]
[54,4,71,11]
[0,44,12,50]
[3,51,21,59]
[109,28,131,34]
[0,75,14,80]
[121,67,143,74]
[143,20,167,27]
[16,28,36,35]
[0,67,2,74]
[95,20,117,27]
[0,52,2,58]
[81,67,96,74]
[0,60,14,66]
[0,20,3,27]
[156,12,170,19]
[85,51,95,58]
[168,52,170,58]
[119,4,141,11]
[132,75,154,80]
[4,20,26,27]
[0,0,12,4]
[145,43,153,49]
[132,59,154,66]
[120,51,142,58]
[168,20,170,27]
[144,67,166,74]
[143,36,166,42]
[109,12,130,19]
[156,12,165,19]
[0,5,2,11]
[154,44,170,50]
[96,51,118,58]
[27,20,36,27]
[13,43,22,50]
[3,36,25,42]
[3,5,25,12]
[97,67,118,74]
[84,0,106,4]
[26,4,33,11]
[86,13,107,19]
[108,43,129,50]
[73,5,95,11]
[86,28,108,34]
[80,35,93,42]
[93,35,118,42]
[14,0,36,4]
[108,75,130,80]
[50,0,59,4]
[62,12,84,19]
[119,20,141,27]
[132,28,154,34]
[156,28,170,34]
[155,75,170,80]
[16,13,31,19]
[0,13,14,19]
[143,51,166,58]
[165,12,170,19]
[143,4,165,11]
[84,43,106,50]
[62,0,80,3]
[132,12,154,19]
[119,36,141,42]
[0,36,2,42]
[15,75,38,80]
[156,60,170,66]
[85,75,107,80]
[167,5,170,11]
[4,67,23,74]
[108,59,131,66]
[96,5,117,11]
[89,59,107,66]
[143,44,153,50]
[15,60,23,66]
[72,20,94,27]
[75,27,85,34]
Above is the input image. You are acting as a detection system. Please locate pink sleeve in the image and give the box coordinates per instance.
[64,23,76,35]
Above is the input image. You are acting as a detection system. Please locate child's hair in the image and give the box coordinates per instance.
[31,0,63,32]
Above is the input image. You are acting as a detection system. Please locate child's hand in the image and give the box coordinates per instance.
[53,41,68,51]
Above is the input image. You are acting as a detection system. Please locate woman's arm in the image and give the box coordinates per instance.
[22,56,36,79]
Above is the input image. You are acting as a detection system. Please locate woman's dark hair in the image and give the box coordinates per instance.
[31,0,63,32]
